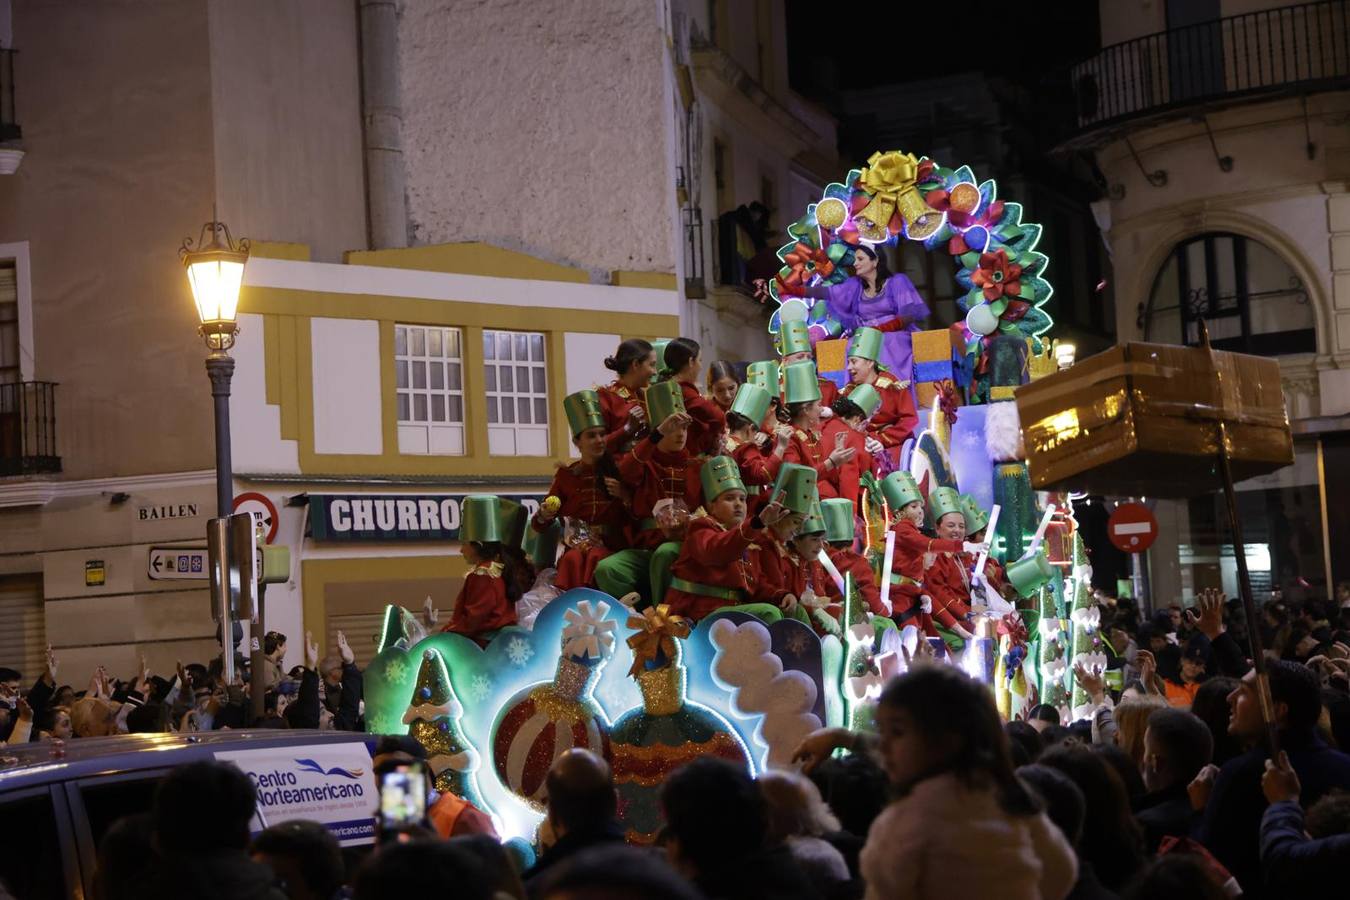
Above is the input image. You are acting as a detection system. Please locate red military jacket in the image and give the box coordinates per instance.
[597,381,644,455]
[888,519,965,587]
[925,552,974,629]
[665,516,768,621]
[828,546,887,616]
[845,372,918,450]
[445,563,517,642]
[617,435,702,550]
[535,461,628,550]
[678,380,727,458]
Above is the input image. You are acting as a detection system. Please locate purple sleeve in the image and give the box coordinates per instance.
[822,280,860,332]
[886,275,930,323]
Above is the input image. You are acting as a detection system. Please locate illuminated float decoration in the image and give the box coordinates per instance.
[363,148,1107,842]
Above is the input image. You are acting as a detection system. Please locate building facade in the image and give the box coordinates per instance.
[0,0,832,676]
[1067,0,1350,607]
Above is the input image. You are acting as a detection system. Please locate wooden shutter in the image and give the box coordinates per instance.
[0,574,45,678]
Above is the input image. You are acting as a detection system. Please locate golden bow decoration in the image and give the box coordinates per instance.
[625,604,691,677]
[855,151,940,240]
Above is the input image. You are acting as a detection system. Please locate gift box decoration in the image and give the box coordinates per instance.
[911,327,965,385]
[1017,342,1292,498]
[815,337,849,389]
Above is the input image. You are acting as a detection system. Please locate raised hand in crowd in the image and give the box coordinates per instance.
[422,595,439,627]
[337,630,355,667]
[305,631,319,671]
[1137,648,1162,694]
[1073,661,1108,706]
[1189,762,1221,812]
[43,644,57,686]
[1188,587,1227,638]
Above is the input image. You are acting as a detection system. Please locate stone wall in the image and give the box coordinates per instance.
[397,0,676,277]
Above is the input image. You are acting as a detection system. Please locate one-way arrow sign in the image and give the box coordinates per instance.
[148,547,209,581]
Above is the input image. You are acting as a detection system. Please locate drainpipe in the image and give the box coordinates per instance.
[359,0,408,248]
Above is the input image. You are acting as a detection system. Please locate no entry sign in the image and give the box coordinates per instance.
[1108,502,1158,553]
[233,492,279,544]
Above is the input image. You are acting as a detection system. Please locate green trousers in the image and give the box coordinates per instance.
[593,542,681,609]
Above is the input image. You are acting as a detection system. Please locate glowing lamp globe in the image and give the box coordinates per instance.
[181,218,249,351]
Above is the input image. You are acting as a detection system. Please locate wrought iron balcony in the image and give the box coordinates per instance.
[0,381,60,476]
[1067,0,1349,138]
[1,48,18,143]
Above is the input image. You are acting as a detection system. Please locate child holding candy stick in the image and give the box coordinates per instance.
[880,472,987,638]
[783,503,844,637]
[821,497,887,617]
[530,390,629,591]
[923,487,977,642]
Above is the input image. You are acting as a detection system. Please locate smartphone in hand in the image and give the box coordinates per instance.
[377,762,428,839]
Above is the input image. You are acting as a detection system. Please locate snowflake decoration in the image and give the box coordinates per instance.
[382,658,409,684]
[784,629,813,658]
[960,430,984,450]
[466,673,492,703]
[506,636,535,667]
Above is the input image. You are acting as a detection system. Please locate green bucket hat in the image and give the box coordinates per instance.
[929,487,964,526]
[645,379,686,427]
[820,497,854,543]
[651,338,673,381]
[700,455,746,503]
[847,327,885,364]
[959,493,989,535]
[776,321,812,358]
[844,383,882,418]
[880,471,922,513]
[563,389,606,438]
[729,383,772,425]
[782,361,823,405]
[746,360,780,393]
[1006,551,1055,597]
[798,501,826,536]
[461,494,504,544]
[770,463,819,516]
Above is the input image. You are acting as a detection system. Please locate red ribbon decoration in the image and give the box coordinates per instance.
[997,612,1029,646]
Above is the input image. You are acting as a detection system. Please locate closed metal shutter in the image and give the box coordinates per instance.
[327,612,386,669]
[0,574,46,678]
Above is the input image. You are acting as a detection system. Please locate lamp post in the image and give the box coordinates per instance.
[181,216,249,684]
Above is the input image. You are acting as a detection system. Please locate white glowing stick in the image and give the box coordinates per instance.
[973,503,1000,591]
[880,530,897,615]
[817,549,847,596]
[1026,504,1057,556]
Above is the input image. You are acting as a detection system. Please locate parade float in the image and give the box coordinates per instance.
[363,148,1122,841]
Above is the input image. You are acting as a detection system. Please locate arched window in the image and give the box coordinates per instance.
[1143,232,1314,356]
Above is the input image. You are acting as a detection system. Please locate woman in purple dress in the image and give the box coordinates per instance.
[802,245,930,386]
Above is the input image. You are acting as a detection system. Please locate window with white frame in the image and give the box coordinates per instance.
[484,329,549,456]
[395,324,465,455]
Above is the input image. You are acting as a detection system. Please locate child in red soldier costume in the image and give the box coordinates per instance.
[530,390,630,592]
[923,487,977,642]
[662,337,725,458]
[841,327,918,461]
[958,493,1017,603]
[745,360,784,433]
[880,472,987,636]
[593,381,699,609]
[597,338,658,455]
[783,503,844,637]
[746,463,822,626]
[663,457,802,622]
[723,382,791,516]
[821,497,887,617]
[778,321,838,411]
[445,495,533,646]
[819,384,881,515]
[780,361,857,498]
[706,360,740,414]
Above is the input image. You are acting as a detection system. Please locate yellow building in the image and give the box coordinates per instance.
[231,242,679,664]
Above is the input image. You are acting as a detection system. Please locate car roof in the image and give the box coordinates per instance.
[0,730,378,793]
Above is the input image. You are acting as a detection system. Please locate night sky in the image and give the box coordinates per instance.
[786,1,1102,98]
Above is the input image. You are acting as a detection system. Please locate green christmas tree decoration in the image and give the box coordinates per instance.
[404,648,483,809]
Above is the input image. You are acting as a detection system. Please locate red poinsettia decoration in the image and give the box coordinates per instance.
[971,249,1023,301]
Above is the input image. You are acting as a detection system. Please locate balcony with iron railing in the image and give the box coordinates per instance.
[0,382,60,476]
[1065,0,1349,142]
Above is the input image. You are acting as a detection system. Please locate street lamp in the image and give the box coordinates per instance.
[181,215,249,683]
